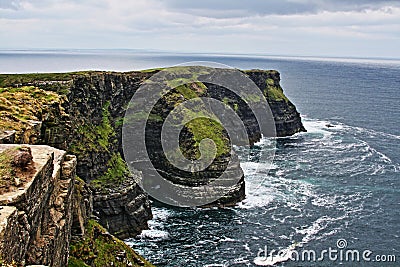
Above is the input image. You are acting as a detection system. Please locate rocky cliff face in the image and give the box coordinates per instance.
[0,144,76,266]
[0,144,154,267]
[245,70,305,136]
[126,68,305,207]
[62,72,154,238]
[0,73,154,239]
[0,68,304,235]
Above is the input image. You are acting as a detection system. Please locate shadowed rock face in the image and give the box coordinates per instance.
[244,70,306,137]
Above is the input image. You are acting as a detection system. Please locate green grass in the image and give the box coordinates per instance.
[90,153,129,190]
[67,256,90,267]
[139,67,165,73]
[122,111,163,124]
[164,66,209,92]
[266,85,289,102]
[0,73,73,87]
[265,75,289,102]
[0,72,97,95]
[69,101,115,155]
[0,86,63,140]
[96,101,114,149]
[186,117,230,158]
[69,220,155,267]
[0,148,15,189]
[266,78,275,87]
[174,84,199,99]
[243,93,262,103]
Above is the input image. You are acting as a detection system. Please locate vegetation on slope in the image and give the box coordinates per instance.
[266,78,289,102]
[69,101,115,155]
[90,152,129,190]
[68,220,155,267]
[0,86,65,141]
[0,147,18,193]
[0,73,73,87]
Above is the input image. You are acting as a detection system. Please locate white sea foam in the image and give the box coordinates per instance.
[299,118,398,177]
[238,178,275,209]
[241,162,278,176]
[220,237,236,242]
[311,195,336,207]
[151,207,172,221]
[349,125,400,140]
[137,229,169,240]
[296,215,347,244]
[301,119,333,138]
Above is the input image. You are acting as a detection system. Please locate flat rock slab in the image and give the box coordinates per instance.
[0,144,66,206]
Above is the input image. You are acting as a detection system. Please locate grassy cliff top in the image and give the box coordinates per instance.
[0,86,66,140]
[0,73,74,87]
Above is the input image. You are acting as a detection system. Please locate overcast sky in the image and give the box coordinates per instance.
[1,0,399,58]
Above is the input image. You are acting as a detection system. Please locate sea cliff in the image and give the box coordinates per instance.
[0,68,305,266]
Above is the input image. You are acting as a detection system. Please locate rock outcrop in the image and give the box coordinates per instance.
[92,174,152,239]
[0,144,76,266]
[123,68,305,207]
[245,70,305,136]
[0,144,155,267]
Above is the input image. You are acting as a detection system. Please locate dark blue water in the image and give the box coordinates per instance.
[1,50,399,266]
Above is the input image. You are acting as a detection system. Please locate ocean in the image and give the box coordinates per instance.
[1,50,399,266]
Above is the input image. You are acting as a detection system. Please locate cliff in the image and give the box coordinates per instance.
[0,144,154,267]
[0,68,305,265]
[0,67,305,211]
[0,78,153,239]
[245,70,305,136]
[0,144,76,266]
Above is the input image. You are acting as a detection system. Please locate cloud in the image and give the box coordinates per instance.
[157,0,400,18]
[0,0,399,58]
[0,0,21,10]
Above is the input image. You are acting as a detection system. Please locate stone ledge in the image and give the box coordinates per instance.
[0,144,77,266]
[0,130,16,144]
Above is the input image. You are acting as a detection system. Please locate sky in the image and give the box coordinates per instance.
[0,0,399,58]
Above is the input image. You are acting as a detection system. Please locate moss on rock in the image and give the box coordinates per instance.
[69,220,154,267]
[0,147,17,191]
[69,101,115,156]
[90,152,129,190]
